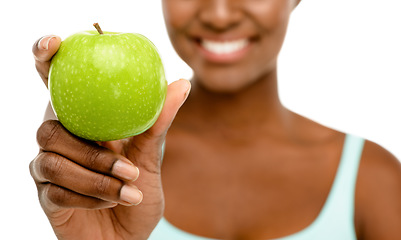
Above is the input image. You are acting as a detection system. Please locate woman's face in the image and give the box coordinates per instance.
[162,0,298,92]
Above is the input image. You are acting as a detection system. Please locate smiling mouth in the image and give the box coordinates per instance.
[200,39,250,55]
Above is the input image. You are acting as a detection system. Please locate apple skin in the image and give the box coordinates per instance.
[49,30,167,141]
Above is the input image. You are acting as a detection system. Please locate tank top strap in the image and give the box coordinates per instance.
[319,134,365,224]
[278,134,365,240]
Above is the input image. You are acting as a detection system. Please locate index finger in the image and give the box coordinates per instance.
[32,35,61,87]
[37,120,140,182]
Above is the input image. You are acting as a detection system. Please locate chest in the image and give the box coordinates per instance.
[161,132,343,239]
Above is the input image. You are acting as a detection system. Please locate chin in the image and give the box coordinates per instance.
[196,76,253,94]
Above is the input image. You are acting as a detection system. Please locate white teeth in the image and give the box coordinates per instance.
[201,39,249,55]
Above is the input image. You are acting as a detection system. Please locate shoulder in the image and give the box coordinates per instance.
[359,140,401,182]
[358,140,401,192]
[355,139,401,239]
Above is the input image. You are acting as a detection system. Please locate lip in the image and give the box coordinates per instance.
[193,37,253,64]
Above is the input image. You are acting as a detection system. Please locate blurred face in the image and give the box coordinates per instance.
[162,0,298,92]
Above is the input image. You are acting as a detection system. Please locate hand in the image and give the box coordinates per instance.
[30,35,191,240]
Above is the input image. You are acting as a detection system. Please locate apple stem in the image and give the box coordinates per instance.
[93,23,104,35]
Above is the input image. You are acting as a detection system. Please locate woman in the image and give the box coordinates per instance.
[30,0,401,239]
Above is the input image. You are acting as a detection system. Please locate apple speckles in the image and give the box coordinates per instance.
[49,31,167,141]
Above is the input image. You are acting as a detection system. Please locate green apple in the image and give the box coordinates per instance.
[49,23,167,141]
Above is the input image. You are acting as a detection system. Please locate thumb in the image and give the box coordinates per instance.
[147,79,191,138]
[123,79,190,169]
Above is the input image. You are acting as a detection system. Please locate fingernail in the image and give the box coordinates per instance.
[107,202,119,208]
[38,35,56,50]
[112,159,139,181]
[120,185,143,206]
[182,79,191,100]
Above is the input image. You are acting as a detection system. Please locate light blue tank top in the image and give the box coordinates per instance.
[149,134,365,240]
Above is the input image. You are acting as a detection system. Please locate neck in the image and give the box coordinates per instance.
[182,69,290,134]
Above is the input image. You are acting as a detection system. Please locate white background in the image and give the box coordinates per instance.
[0,0,400,239]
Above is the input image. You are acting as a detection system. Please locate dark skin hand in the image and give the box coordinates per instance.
[31,0,401,239]
[31,36,191,240]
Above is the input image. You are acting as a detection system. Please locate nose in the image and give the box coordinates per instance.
[199,0,242,31]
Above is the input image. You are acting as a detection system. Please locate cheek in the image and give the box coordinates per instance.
[251,1,292,65]
[162,0,198,63]
[162,0,196,39]
[246,0,292,44]
[247,0,292,26]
